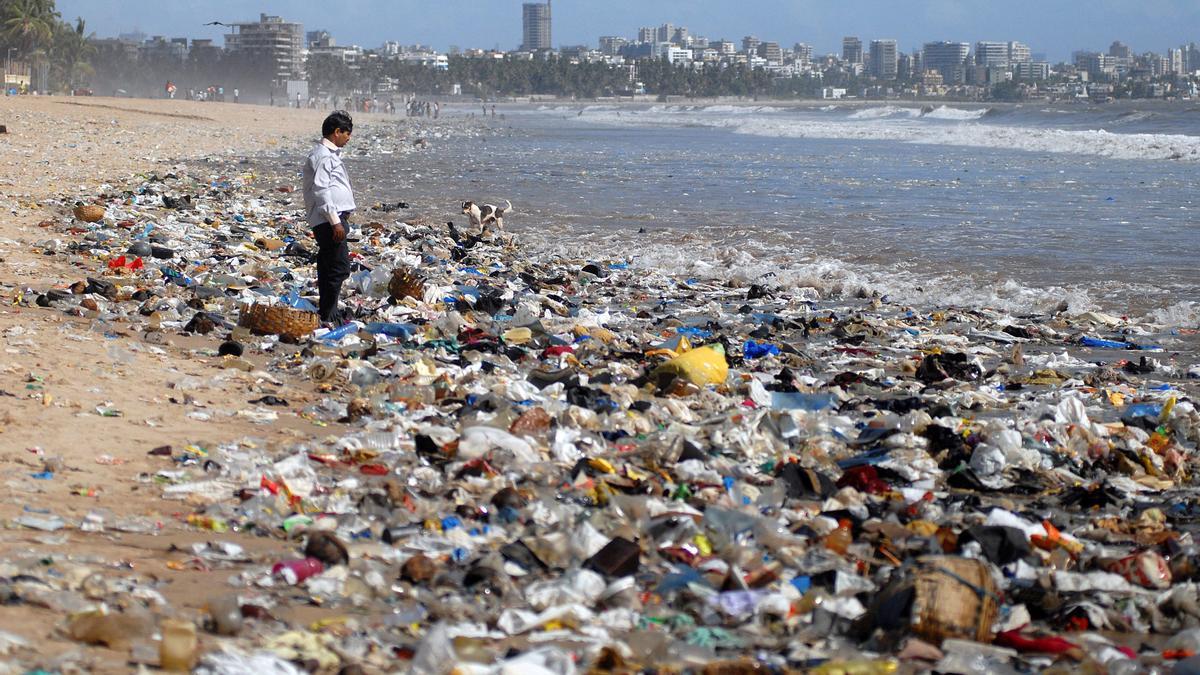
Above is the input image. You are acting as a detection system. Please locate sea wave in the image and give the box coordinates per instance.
[848,105,922,120]
[921,105,990,121]
[519,222,1110,317]
[572,107,1200,161]
[518,220,1200,326]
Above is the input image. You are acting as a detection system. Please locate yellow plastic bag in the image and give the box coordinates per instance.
[652,343,728,386]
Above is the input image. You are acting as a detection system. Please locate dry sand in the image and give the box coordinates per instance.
[0,96,370,671]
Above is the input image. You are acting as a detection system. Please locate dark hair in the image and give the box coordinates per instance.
[322,110,353,138]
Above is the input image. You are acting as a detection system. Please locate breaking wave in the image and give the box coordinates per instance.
[568,105,1200,161]
[520,222,1110,318]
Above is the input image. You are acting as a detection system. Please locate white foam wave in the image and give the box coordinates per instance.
[572,108,1200,161]
[519,223,1102,316]
[1148,301,1200,327]
[848,105,921,120]
[922,106,990,121]
[701,104,781,115]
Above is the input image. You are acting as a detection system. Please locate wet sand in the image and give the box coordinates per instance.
[0,96,358,670]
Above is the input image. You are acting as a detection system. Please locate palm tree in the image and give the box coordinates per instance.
[51,16,95,91]
[2,0,58,56]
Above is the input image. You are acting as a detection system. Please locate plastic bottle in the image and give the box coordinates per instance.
[159,618,197,671]
[272,558,324,585]
[824,519,854,555]
[319,322,361,342]
[307,359,336,381]
[206,594,243,636]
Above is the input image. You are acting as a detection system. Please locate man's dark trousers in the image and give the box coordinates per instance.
[313,211,352,323]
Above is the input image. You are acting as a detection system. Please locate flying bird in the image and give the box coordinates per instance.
[204,21,229,26]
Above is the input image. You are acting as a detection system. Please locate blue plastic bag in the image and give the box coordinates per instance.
[676,326,713,339]
[363,322,415,339]
[743,340,780,359]
[319,322,360,342]
[281,289,318,313]
[1080,336,1130,349]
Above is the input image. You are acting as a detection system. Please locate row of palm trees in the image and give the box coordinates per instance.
[2,0,95,91]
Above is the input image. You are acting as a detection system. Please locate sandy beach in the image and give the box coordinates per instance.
[0,96,354,670]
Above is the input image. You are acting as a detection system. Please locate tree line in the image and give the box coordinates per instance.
[1,0,94,91]
[308,54,781,100]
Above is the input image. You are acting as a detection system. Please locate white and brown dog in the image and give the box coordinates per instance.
[461,199,513,233]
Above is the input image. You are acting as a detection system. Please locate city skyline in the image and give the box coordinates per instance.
[58,0,1200,62]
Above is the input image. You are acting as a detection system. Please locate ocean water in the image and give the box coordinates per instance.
[314,101,1200,325]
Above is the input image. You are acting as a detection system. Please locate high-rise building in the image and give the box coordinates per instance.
[1075,51,1116,80]
[793,43,814,65]
[869,39,898,79]
[842,37,863,64]
[922,41,970,84]
[714,40,737,55]
[637,27,656,44]
[225,14,305,82]
[672,27,689,46]
[306,30,332,49]
[1188,43,1200,72]
[1108,41,1132,59]
[1008,41,1031,64]
[599,36,627,56]
[521,2,552,52]
[1168,48,1183,74]
[1150,54,1169,78]
[657,24,675,44]
[742,36,760,54]
[1013,61,1050,81]
[757,42,782,64]
[974,41,1009,67]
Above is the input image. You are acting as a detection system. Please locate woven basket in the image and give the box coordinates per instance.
[910,556,1000,644]
[237,303,319,340]
[73,204,106,223]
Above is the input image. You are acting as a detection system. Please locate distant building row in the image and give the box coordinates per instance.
[88,10,1200,99]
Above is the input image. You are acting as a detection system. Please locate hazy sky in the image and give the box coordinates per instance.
[58,0,1200,61]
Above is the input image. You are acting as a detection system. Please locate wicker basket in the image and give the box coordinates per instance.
[237,303,319,340]
[910,556,1000,644]
[73,204,106,223]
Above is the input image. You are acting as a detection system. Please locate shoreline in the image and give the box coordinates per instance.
[0,95,1197,671]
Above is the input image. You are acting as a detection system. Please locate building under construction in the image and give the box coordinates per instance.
[224,14,305,83]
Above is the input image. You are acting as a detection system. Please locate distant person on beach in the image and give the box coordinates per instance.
[302,111,357,326]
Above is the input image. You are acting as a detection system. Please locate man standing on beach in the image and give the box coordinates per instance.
[302,111,357,326]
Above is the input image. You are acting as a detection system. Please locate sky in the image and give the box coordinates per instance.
[57,0,1200,62]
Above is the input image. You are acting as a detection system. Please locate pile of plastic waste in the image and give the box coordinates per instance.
[5,126,1200,674]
